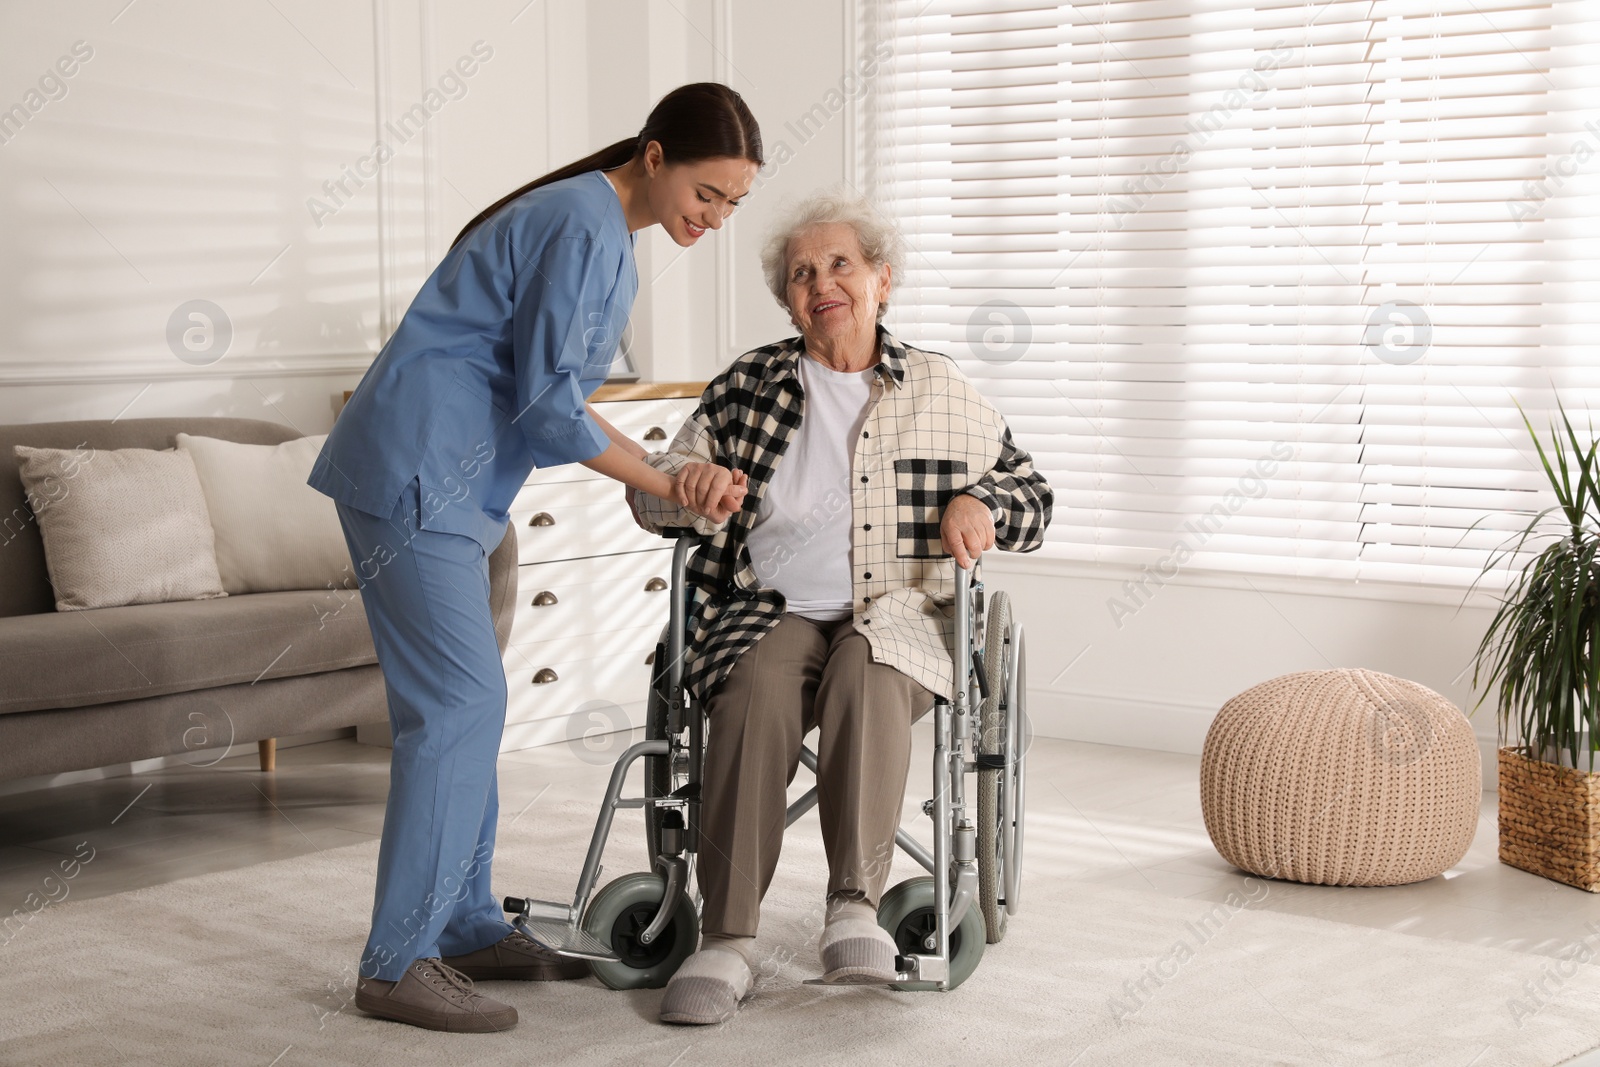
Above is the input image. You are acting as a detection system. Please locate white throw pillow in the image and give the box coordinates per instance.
[176,433,350,595]
[13,444,228,611]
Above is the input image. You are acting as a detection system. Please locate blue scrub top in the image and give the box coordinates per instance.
[307,169,637,553]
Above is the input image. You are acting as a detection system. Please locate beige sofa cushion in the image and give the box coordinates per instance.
[176,432,349,595]
[13,445,226,611]
[0,588,380,715]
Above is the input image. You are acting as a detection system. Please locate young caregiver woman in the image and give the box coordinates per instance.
[306,82,761,1034]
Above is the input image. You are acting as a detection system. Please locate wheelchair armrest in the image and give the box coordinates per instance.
[658,526,705,540]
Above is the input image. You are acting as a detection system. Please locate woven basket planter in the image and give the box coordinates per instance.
[1498,745,1600,892]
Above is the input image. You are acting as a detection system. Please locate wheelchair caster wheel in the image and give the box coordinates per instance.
[582,872,698,990]
[876,876,985,991]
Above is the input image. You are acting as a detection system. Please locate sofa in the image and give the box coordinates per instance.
[0,416,518,781]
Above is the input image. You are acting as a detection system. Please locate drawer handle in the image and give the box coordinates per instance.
[532,668,559,685]
[532,590,559,607]
[529,512,556,527]
[643,426,667,441]
[643,577,668,592]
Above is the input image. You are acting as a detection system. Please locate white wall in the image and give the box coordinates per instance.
[725,1,857,351]
[0,0,1507,782]
[3,0,381,426]
[0,0,738,431]
[0,0,855,415]
[983,554,1503,784]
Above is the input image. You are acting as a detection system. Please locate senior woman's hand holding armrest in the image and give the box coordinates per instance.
[941,493,997,569]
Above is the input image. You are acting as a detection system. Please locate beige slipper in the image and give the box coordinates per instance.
[818,917,899,984]
[659,947,753,1025]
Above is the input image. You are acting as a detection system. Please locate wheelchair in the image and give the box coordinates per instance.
[503,530,1029,992]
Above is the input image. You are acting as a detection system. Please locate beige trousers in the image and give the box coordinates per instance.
[695,613,935,938]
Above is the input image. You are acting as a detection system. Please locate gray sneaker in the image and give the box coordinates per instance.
[354,958,517,1033]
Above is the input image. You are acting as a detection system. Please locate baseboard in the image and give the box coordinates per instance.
[1478,734,1501,794]
[1026,686,1217,755]
[502,702,648,754]
[357,703,650,754]
[0,727,357,799]
[1026,687,1501,793]
[0,675,1504,801]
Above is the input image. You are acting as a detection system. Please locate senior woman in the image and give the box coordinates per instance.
[627,190,1052,1025]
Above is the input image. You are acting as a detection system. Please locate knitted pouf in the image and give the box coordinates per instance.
[1200,668,1482,886]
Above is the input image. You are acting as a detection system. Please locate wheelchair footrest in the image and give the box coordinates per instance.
[511,915,621,963]
[801,974,904,987]
[802,953,949,988]
[803,957,918,987]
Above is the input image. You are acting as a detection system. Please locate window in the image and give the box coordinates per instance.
[864,0,1600,589]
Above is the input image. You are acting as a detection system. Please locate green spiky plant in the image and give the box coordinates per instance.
[1469,399,1600,772]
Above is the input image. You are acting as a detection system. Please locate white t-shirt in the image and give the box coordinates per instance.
[744,352,876,620]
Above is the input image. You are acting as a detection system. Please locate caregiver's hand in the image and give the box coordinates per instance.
[675,463,747,524]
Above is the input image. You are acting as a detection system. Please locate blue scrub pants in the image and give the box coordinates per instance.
[334,475,515,981]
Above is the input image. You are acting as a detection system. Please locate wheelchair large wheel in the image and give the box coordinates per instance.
[877,876,986,991]
[976,592,1025,943]
[643,638,682,863]
[582,872,699,990]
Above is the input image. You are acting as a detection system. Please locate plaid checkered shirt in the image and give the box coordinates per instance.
[631,326,1053,704]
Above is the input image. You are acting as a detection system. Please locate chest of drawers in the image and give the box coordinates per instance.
[499,386,704,754]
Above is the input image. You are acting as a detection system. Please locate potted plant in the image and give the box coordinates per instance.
[1470,399,1600,891]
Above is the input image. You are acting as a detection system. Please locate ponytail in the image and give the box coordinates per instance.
[450,82,763,250]
[450,137,637,249]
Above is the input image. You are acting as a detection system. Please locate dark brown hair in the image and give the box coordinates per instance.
[450,81,763,249]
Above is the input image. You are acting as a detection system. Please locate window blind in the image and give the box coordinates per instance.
[864,0,1600,589]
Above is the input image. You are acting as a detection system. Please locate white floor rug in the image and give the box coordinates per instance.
[4,791,1600,1067]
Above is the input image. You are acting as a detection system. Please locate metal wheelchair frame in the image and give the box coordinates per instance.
[505,531,1026,991]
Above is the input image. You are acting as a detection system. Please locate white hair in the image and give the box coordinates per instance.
[760,188,906,321]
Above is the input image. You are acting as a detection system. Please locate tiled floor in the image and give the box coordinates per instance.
[3,729,1599,1064]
